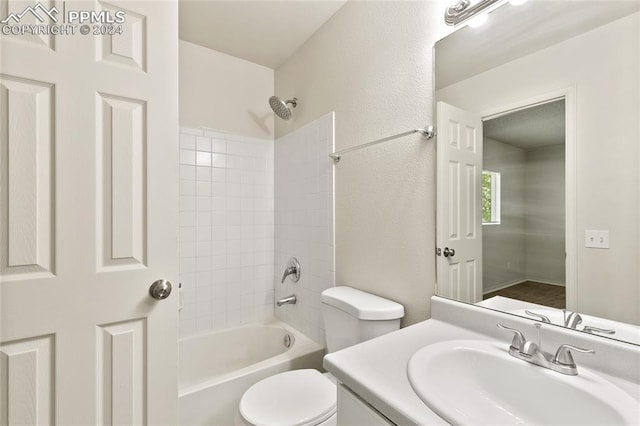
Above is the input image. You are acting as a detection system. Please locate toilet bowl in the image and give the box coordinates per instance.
[237,287,404,426]
[237,369,337,426]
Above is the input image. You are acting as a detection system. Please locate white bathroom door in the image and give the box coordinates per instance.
[436,102,483,303]
[0,1,178,424]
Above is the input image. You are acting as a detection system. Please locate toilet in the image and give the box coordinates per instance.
[237,286,404,426]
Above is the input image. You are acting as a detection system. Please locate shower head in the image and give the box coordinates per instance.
[269,96,297,120]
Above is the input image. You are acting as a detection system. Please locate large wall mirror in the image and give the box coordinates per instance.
[434,0,640,345]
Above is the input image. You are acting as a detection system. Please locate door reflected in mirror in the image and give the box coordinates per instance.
[434,0,640,345]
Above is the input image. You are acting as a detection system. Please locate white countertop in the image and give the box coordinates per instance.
[324,318,493,425]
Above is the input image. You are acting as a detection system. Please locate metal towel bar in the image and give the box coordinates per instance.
[329,125,434,163]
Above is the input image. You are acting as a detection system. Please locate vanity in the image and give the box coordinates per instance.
[324,297,640,425]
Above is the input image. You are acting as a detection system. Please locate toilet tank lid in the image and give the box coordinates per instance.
[321,286,404,320]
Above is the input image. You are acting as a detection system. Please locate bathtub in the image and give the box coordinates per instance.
[179,320,325,426]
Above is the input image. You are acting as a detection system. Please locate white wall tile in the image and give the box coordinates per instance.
[196,211,211,227]
[196,166,212,181]
[180,134,196,150]
[274,113,335,345]
[212,153,226,168]
[180,197,196,212]
[212,168,226,182]
[180,149,196,165]
[180,165,196,180]
[196,241,212,257]
[179,126,275,337]
[196,136,212,152]
[196,151,212,167]
[211,139,226,153]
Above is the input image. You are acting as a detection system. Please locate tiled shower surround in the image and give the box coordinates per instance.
[178,113,335,344]
[178,127,274,336]
[275,112,336,344]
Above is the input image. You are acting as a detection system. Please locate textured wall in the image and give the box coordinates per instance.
[275,1,451,326]
[179,40,275,139]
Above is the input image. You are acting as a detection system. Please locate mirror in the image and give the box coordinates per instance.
[434,0,640,345]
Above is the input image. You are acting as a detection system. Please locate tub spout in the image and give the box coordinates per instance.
[276,295,297,306]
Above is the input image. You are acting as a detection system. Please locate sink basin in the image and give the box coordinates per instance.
[407,340,640,425]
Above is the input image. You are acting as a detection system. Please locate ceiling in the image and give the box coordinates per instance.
[436,0,640,89]
[179,0,348,69]
[484,99,565,150]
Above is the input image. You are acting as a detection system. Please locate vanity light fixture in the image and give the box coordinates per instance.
[444,0,504,26]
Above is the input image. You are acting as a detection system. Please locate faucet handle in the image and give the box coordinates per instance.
[497,324,526,351]
[582,326,615,335]
[553,344,595,366]
[280,257,301,284]
[524,310,551,323]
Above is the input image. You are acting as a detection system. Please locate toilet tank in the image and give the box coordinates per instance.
[321,286,404,353]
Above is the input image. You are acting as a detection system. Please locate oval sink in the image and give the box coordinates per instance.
[407,340,640,425]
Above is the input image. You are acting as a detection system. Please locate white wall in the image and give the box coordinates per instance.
[274,113,335,345]
[438,13,639,324]
[524,144,565,285]
[178,127,274,336]
[179,40,275,140]
[275,1,451,326]
[483,138,526,292]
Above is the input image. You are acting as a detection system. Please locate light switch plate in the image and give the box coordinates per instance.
[585,230,609,249]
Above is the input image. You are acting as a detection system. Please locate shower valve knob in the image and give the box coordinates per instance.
[149,279,172,300]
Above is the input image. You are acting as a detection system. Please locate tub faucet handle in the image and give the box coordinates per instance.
[281,257,301,283]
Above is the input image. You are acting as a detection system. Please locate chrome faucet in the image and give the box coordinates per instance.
[276,295,297,306]
[280,257,301,284]
[562,310,616,335]
[563,309,583,329]
[497,323,594,375]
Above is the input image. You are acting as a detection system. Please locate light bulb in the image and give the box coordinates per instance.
[468,13,488,28]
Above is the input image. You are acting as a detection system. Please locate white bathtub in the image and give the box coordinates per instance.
[179,320,325,426]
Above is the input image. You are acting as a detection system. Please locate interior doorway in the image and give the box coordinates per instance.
[480,99,566,308]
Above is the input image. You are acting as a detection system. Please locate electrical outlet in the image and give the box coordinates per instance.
[585,230,609,249]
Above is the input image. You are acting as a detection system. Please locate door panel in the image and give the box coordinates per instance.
[437,102,483,303]
[0,76,55,281]
[0,1,178,424]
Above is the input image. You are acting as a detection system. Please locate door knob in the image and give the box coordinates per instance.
[149,280,172,300]
[443,247,455,257]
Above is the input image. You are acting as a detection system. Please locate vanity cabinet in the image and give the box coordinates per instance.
[337,384,396,426]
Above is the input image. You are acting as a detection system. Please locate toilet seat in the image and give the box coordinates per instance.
[239,369,336,426]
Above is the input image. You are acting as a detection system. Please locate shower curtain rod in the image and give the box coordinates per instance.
[328,125,434,163]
